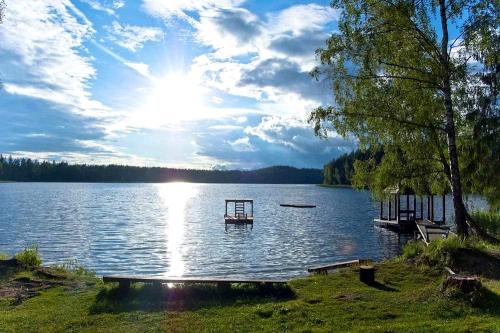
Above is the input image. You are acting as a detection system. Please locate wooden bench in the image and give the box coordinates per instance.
[308,259,369,274]
[103,276,288,289]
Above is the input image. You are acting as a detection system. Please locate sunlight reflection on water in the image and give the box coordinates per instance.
[158,183,199,277]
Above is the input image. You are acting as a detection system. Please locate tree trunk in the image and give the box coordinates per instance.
[439,0,469,236]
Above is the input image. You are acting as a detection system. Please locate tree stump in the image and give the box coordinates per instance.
[359,265,375,284]
[442,275,481,294]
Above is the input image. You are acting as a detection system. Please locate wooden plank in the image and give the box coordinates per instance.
[308,259,361,273]
[103,276,287,285]
[416,220,449,245]
[280,204,316,208]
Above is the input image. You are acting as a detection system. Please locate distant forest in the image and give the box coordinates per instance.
[0,155,322,184]
[322,148,383,185]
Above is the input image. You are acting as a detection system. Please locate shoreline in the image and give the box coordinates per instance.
[1,251,498,332]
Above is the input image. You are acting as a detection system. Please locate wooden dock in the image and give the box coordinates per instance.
[375,186,447,233]
[415,220,450,245]
[103,275,288,289]
[373,218,415,231]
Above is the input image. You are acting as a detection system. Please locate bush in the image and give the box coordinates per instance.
[15,246,42,268]
[401,236,493,267]
[53,259,95,277]
[471,210,500,237]
[422,237,468,266]
[401,240,425,260]
[0,253,9,260]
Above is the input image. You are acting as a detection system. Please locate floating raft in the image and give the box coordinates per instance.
[280,204,316,208]
[225,199,254,224]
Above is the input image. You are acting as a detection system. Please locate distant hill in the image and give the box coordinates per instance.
[322,148,383,185]
[0,156,322,184]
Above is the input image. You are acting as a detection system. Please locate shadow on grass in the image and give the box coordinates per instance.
[452,248,500,280]
[367,281,399,292]
[90,283,296,314]
[474,287,500,315]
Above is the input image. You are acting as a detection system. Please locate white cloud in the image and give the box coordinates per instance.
[79,0,115,15]
[228,136,258,152]
[123,62,151,78]
[195,7,262,58]
[266,4,338,35]
[142,0,244,19]
[113,0,125,9]
[0,0,109,118]
[106,21,164,51]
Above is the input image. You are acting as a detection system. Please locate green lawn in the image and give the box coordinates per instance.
[1,261,499,333]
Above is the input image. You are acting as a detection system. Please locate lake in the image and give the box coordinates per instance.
[0,183,481,279]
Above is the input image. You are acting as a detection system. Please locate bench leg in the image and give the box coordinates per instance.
[119,280,131,290]
[217,282,231,290]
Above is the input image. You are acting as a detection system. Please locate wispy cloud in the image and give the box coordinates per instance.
[79,0,124,15]
[0,0,105,117]
[105,21,164,52]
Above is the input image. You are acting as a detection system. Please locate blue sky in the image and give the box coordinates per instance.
[0,0,356,169]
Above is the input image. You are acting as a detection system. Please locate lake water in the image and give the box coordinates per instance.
[0,183,482,279]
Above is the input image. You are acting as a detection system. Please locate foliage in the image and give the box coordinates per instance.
[14,246,41,268]
[402,236,500,267]
[0,253,8,260]
[309,0,499,234]
[471,210,500,237]
[322,147,383,185]
[0,261,499,332]
[52,259,96,277]
[401,240,425,260]
[0,156,322,184]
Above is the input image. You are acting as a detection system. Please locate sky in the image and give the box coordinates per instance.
[0,0,356,170]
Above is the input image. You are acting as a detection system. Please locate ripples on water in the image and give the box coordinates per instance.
[0,183,476,279]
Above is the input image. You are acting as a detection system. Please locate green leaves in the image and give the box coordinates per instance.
[310,0,498,210]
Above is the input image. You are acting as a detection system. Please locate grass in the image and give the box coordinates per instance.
[1,257,499,332]
[14,246,42,268]
[471,210,500,237]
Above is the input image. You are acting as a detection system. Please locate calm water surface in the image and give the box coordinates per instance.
[0,183,476,279]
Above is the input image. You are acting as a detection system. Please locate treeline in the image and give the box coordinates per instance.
[323,148,383,185]
[0,155,322,184]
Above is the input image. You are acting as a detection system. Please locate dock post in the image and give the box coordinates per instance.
[442,194,446,224]
[396,194,400,222]
[413,195,416,219]
[388,200,392,221]
[119,280,130,290]
[406,194,410,221]
[380,201,383,219]
[420,197,423,220]
[430,195,434,222]
[427,196,430,220]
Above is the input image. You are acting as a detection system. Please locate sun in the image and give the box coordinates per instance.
[140,72,207,126]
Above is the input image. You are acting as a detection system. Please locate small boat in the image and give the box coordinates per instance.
[280,204,316,208]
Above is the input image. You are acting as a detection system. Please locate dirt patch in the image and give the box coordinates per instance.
[0,276,64,305]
